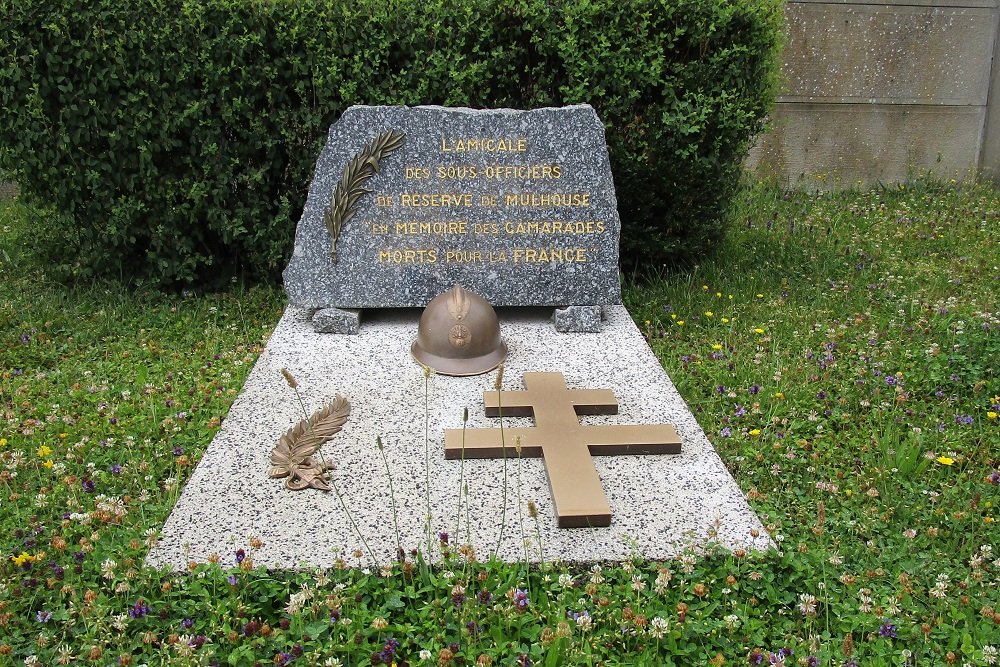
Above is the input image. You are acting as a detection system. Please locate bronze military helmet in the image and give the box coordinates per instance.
[411,285,508,376]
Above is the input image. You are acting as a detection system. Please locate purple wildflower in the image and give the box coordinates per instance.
[234,548,246,564]
[82,478,95,493]
[749,384,761,395]
[720,427,732,438]
[512,588,530,611]
[128,599,150,619]
[879,620,897,638]
[35,610,53,622]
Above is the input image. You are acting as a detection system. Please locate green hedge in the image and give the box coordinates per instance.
[0,0,782,285]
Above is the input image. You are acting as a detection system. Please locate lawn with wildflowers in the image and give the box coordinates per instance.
[1,181,998,666]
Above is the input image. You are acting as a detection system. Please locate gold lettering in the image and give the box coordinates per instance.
[504,193,591,207]
[444,250,483,263]
[510,248,589,263]
[395,221,467,235]
[399,193,473,207]
[439,137,529,153]
[378,249,438,264]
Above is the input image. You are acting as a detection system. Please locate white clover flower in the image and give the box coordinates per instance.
[654,569,672,594]
[983,645,997,665]
[648,616,669,639]
[419,649,432,661]
[798,593,818,617]
[558,573,573,588]
[631,575,646,592]
[724,614,740,630]
[679,554,697,574]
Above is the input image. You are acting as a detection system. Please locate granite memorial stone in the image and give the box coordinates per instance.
[283,105,622,332]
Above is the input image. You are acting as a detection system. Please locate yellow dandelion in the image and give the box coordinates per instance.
[987,411,998,421]
[773,392,785,400]
[705,311,714,317]
[0,437,7,448]
[670,314,677,320]
[11,552,34,566]
[754,328,765,334]
[43,459,54,469]
[749,429,762,437]
[677,320,685,326]
[728,294,734,300]
[936,456,954,466]
[59,432,68,439]
[37,445,53,458]
[722,318,730,324]
[755,293,764,298]
[715,292,722,298]
[712,344,722,351]
[702,285,709,291]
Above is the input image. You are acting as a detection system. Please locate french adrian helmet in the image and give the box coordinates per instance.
[411,285,508,376]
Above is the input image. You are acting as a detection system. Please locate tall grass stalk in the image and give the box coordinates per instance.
[328,474,380,570]
[527,500,545,567]
[422,364,432,555]
[376,436,402,558]
[454,407,468,544]
[492,364,509,561]
[515,436,528,566]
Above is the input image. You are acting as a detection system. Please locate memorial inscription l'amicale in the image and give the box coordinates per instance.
[284,105,623,310]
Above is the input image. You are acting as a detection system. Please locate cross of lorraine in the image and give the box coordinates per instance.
[444,372,682,528]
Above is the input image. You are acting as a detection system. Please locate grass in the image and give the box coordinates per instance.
[1,179,998,666]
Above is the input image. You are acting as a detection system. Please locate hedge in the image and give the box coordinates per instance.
[0,0,783,286]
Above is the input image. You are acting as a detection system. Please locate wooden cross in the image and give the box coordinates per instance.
[444,372,682,528]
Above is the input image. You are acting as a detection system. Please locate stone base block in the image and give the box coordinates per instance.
[312,307,361,334]
[552,305,603,333]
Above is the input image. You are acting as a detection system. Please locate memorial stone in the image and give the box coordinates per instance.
[283,105,622,331]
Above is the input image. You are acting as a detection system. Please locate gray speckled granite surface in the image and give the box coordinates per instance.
[283,105,622,310]
[146,305,770,570]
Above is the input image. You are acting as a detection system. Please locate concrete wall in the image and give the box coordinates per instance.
[749,0,1000,188]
